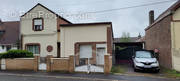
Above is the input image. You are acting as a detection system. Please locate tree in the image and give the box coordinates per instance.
[120,32,131,42]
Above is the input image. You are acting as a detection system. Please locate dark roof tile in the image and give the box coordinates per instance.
[0,21,20,45]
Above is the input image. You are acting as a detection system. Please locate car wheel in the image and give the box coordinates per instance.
[134,68,138,72]
[154,69,160,73]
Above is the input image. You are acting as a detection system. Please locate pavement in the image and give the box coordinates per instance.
[0,70,179,81]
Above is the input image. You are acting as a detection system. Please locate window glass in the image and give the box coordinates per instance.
[27,45,40,54]
[33,18,43,31]
[6,46,11,51]
[135,51,153,58]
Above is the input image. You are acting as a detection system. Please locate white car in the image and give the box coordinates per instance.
[132,50,160,72]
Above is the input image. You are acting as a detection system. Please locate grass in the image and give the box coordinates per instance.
[111,65,127,74]
[161,67,180,78]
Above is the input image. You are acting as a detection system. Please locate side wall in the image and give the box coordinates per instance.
[145,15,172,69]
[171,8,180,71]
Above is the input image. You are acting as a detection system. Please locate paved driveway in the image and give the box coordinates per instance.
[0,71,179,81]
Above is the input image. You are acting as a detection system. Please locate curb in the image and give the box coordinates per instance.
[113,73,180,80]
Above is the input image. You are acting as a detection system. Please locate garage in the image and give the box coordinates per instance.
[75,44,107,73]
[114,38,145,65]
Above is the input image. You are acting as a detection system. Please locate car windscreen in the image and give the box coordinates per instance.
[135,51,153,58]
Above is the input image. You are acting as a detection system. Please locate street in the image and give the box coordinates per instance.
[0,71,179,81]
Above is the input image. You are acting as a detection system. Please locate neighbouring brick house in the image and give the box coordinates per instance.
[0,20,20,53]
[145,1,180,71]
[20,3,113,73]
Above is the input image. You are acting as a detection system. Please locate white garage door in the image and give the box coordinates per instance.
[80,45,92,58]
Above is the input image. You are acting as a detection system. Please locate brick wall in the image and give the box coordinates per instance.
[51,58,69,71]
[145,15,172,69]
[47,55,74,72]
[104,55,112,74]
[5,58,35,70]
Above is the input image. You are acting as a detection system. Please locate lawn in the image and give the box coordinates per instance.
[111,65,127,74]
[161,67,180,78]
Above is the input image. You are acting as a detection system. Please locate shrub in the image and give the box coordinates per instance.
[0,50,33,59]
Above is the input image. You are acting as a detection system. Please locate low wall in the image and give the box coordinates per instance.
[5,58,34,70]
[47,55,74,72]
[0,56,38,71]
[51,58,69,71]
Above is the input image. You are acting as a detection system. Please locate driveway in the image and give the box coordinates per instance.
[0,71,179,81]
[116,64,164,77]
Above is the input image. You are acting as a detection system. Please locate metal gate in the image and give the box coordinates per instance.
[38,57,47,71]
[74,45,104,73]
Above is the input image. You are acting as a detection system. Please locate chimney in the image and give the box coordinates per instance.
[0,19,2,25]
[149,10,154,25]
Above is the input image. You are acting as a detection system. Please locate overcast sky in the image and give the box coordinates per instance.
[0,0,177,38]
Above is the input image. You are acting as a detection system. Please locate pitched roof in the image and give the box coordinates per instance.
[21,3,72,24]
[145,0,180,30]
[114,37,140,43]
[60,22,112,26]
[0,21,20,45]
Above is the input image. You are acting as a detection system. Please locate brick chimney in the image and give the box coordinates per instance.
[149,10,154,25]
[0,19,2,24]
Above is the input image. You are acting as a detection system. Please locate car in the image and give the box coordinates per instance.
[132,50,160,72]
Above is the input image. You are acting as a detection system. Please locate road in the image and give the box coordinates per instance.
[0,71,179,81]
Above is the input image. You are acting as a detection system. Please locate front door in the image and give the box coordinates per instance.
[96,48,105,65]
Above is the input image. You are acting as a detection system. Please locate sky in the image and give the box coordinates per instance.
[0,0,178,38]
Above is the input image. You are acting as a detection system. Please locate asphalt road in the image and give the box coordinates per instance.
[0,71,179,81]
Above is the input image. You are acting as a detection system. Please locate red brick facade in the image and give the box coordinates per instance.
[145,15,172,69]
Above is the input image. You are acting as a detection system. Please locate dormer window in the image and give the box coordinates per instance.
[33,18,44,31]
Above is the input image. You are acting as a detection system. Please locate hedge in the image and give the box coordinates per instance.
[0,50,34,59]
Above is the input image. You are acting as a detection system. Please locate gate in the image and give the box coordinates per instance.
[74,45,104,73]
[38,57,47,71]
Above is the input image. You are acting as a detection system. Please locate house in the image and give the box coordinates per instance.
[145,1,180,71]
[20,3,113,72]
[20,3,71,58]
[60,23,113,66]
[0,20,20,53]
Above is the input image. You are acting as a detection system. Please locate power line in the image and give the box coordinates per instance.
[85,0,178,13]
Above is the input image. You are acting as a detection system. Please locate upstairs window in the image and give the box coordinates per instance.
[33,18,43,31]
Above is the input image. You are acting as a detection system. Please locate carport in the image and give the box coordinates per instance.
[114,42,144,65]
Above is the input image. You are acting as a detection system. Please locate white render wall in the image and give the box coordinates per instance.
[60,24,110,57]
[21,5,58,57]
[0,46,7,53]
[171,7,180,72]
[0,45,18,53]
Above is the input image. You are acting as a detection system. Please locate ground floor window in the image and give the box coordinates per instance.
[26,44,40,54]
[6,45,11,51]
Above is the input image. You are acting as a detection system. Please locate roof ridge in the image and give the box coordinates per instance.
[145,0,180,30]
[21,3,72,24]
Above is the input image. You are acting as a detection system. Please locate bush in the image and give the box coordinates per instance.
[0,50,33,59]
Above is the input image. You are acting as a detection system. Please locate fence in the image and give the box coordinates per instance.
[0,56,38,71]
[0,55,111,74]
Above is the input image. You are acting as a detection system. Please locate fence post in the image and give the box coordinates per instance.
[46,55,53,72]
[69,55,74,73]
[34,55,39,72]
[104,55,110,74]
